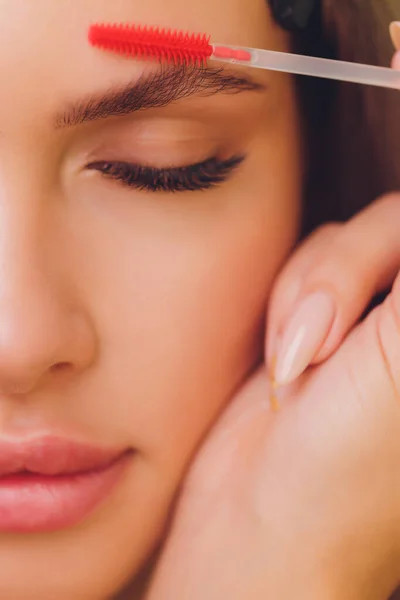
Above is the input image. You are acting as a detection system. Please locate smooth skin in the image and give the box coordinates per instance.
[1,1,400,599]
[0,1,301,598]
[147,43,400,600]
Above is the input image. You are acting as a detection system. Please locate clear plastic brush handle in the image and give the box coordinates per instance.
[212,45,400,90]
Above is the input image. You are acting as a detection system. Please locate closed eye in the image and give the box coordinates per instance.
[86,155,246,193]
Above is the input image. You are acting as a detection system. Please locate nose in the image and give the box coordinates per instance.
[0,194,97,397]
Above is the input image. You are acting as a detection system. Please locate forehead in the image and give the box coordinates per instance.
[0,0,275,41]
[0,0,285,131]
[0,0,281,77]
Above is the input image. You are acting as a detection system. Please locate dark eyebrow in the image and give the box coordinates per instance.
[55,64,265,128]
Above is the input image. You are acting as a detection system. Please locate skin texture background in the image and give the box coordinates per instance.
[0,0,302,597]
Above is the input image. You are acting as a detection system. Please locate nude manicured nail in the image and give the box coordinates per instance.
[390,22,400,50]
[273,292,336,386]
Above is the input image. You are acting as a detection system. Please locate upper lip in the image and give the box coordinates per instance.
[0,436,126,476]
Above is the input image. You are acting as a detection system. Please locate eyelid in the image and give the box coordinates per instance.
[65,114,246,185]
[84,133,227,171]
[87,143,218,170]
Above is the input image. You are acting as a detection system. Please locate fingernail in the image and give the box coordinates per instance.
[390,22,400,50]
[273,291,336,385]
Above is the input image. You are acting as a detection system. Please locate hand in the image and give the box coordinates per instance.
[145,56,400,600]
[145,193,400,600]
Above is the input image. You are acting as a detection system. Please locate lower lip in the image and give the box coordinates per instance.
[0,454,130,533]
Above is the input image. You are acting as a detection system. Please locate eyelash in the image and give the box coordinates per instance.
[87,155,245,193]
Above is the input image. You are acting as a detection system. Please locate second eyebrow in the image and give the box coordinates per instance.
[56,64,265,128]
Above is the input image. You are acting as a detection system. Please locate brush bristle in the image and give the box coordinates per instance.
[89,24,213,66]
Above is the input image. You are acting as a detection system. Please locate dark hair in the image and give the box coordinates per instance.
[286,0,400,235]
[292,7,400,597]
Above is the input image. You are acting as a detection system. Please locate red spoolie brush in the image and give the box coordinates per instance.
[88,23,400,90]
[89,24,214,65]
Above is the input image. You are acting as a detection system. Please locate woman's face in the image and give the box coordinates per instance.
[0,0,301,597]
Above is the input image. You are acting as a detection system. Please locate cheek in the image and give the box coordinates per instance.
[69,194,297,464]
[63,89,301,472]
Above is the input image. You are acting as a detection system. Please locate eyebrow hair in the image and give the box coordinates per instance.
[55,64,265,128]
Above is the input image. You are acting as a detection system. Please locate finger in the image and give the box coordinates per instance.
[376,283,400,400]
[392,51,400,70]
[268,194,400,386]
[345,279,400,409]
[389,22,400,68]
[390,22,400,51]
[266,223,340,364]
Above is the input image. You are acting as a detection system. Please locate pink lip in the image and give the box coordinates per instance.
[0,436,131,533]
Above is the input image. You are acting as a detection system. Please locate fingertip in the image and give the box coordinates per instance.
[390,22,400,51]
[392,51,400,70]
